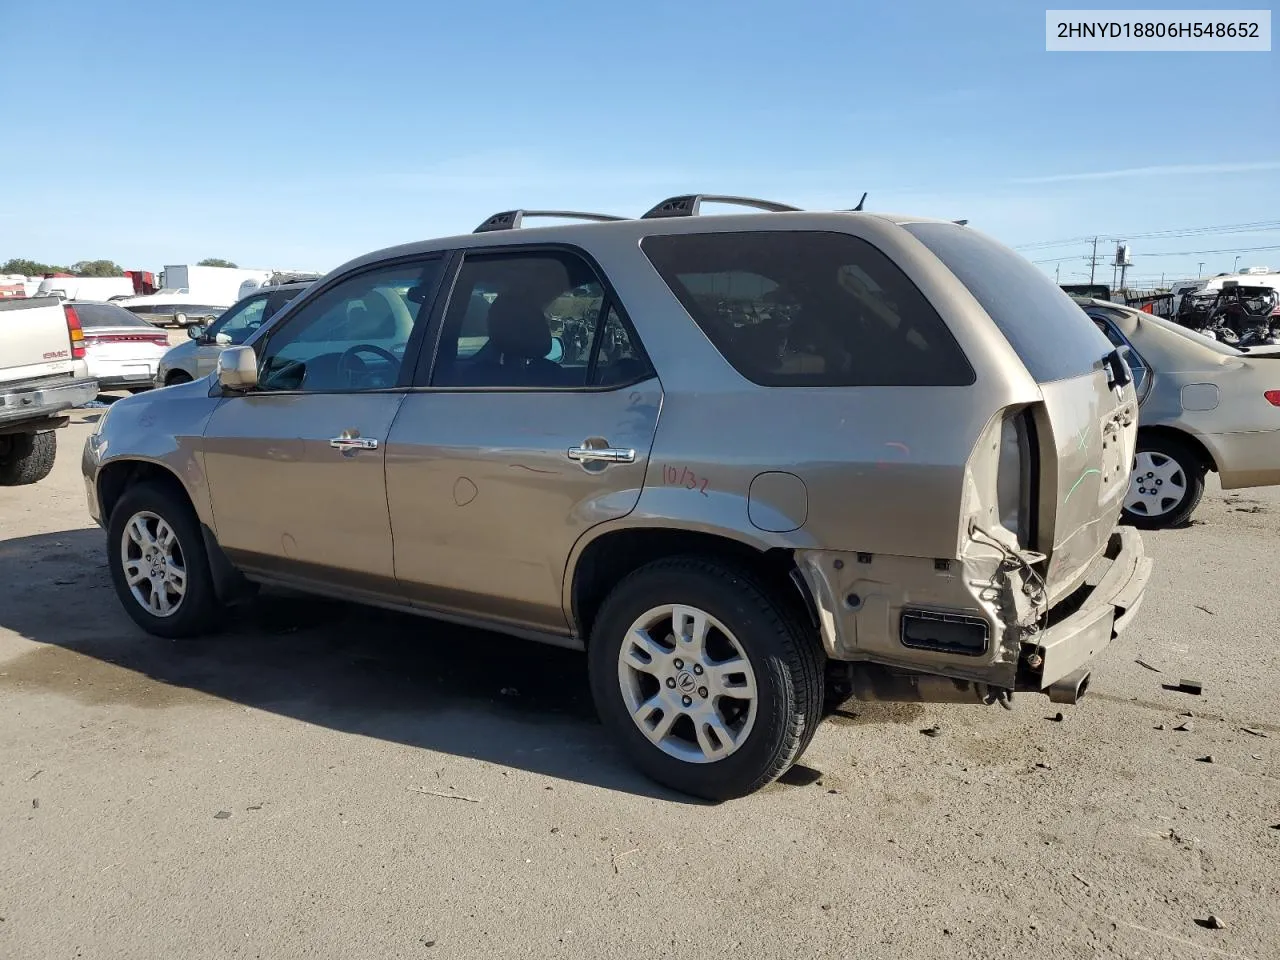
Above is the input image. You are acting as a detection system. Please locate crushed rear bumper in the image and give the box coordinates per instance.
[1023,527,1152,689]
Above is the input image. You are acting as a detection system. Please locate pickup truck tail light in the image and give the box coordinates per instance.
[63,304,86,359]
[1265,390,1280,407]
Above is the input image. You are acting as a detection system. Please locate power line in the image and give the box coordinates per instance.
[1015,219,1280,250]
[1131,242,1280,259]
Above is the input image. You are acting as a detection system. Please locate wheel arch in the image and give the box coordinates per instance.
[97,457,250,603]
[565,522,818,644]
[1137,424,1217,473]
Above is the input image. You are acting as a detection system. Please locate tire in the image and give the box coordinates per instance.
[1122,434,1206,529]
[0,431,56,486]
[165,371,193,386]
[106,481,224,638]
[588,557,824,801]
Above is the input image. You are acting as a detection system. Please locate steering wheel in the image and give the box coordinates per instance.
[337,344,400,388]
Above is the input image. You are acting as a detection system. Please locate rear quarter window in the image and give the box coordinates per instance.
[640,230,975,387]
[904,222,1113,383]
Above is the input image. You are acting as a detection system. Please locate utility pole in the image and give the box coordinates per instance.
[1088,236,1100,284]
[1055,263,1060,283]
[1198,261,1205,277]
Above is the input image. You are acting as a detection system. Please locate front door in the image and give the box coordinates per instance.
[202,258,445,589]
[385,248,661,634]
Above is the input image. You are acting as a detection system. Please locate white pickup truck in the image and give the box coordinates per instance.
[0,297,99,485]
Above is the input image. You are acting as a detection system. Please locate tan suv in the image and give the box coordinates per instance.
[83,197,1152,799]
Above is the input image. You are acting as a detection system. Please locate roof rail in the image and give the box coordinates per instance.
[473,209,627,233]
[641,194,801,219]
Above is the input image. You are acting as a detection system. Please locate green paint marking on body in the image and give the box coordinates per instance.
[1063,468,1102,504]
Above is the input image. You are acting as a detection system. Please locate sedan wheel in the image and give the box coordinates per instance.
[1121,438,1205,529]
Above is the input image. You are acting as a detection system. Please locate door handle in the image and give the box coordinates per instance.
[568,445,635,464]
[329,434,378,451]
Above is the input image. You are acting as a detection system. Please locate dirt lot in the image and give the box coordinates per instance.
[2,415,1278,960]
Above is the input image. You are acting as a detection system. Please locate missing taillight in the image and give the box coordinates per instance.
[996,409,1037,547]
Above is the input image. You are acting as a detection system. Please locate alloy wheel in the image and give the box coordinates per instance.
[120,510,188,618]
[616,604,758,764]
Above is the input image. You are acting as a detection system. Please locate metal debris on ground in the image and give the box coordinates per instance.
[1175,720,1194,732]
[1193,605,1216,616]
[32,798,39,809]
[1239,727,1268,738]
[26,769,42,781]
[920,725,943,738]
[407,786,481,803]
[1135,658,1162,672]
[1195,755,1216,764]
[213,810,231,819]
[1176,680,1204,695]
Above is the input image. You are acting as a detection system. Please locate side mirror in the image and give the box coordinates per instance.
[186,324,206,341]
[546,335,564,363]
[216,345,258,391]
[214,332,233,345]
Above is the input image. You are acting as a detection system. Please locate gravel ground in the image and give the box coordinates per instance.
[2,417,1278,960]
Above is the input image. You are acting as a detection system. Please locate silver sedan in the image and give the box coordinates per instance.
[1079,297,1280,527]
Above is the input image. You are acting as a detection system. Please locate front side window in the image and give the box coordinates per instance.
[431,250,649,389]
[641,230,974,387]
[257,260,441,392]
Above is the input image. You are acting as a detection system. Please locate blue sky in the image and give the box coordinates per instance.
[2,0,1276,284]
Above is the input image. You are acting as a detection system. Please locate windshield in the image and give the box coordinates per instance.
[206,295,270,344]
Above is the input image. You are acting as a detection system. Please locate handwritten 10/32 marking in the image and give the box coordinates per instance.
[661,464,709,496]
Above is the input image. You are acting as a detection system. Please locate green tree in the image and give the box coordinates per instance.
[197,258,238,268]
[1,258,70,276]
[71,259,125,277]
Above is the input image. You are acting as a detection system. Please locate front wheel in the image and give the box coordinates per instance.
[165,371,193,387]
[1122,435,1206,529]
[106,482,224,638]
[588,558,824,801]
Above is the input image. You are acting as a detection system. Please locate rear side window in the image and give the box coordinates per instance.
[641,231,974,387]
[904,222,1113,383]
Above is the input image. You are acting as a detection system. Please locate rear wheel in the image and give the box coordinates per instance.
[106,482,224,638]
[1122,435,1206,529]
[0,431,56,486]
[588,558,824,801]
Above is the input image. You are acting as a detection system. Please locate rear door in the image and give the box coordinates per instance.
[385,247,661,635]
[905,223,1139,601]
